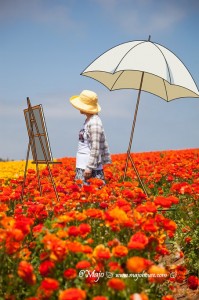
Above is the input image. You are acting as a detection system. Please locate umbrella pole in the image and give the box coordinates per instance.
[123,72,148,195]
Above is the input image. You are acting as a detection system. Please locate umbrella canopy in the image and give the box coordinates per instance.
[81,40,199,101]
[81,38,199,195]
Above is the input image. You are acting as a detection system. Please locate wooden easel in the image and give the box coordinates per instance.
[21,97,61,202]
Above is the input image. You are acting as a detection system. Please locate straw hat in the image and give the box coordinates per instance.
[70,90,101,114]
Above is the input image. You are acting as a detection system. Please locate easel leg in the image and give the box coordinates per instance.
[21,140,31,202]
[35,161,42,196]
[45,163,60,202]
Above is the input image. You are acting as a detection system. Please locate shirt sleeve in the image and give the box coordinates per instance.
[86,117,102,169]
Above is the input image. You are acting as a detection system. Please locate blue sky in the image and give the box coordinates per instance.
[0,0,199,160]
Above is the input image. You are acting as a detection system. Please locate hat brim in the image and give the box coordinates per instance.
[70,95,101,114]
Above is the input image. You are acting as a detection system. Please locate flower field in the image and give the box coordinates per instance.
[0,149,199,300]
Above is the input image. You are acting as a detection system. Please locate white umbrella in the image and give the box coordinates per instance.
[81,37,199,194]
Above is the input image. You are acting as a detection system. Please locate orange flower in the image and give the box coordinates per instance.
[148,265,169,283]
[112,245,128,257]
[66,241,83,253]
[42,234,67,261]
[11,228,24,241]
[59,288,86,300]
[19,247,32,260]
[127,257,152,273]
[51,240,68,262]
[75,212,87,222]
[93,244,111,261]
[108,207,128,224]
[128,232,149,250]
[107,278,125,291]
[85,208,104,219]
[18,261,36,285]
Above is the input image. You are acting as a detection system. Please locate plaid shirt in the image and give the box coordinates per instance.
[86,115,112,170]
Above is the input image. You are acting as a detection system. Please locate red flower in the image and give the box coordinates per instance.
[15,216,34,235]
[128,232,149,250]
[185,236,192,243]
[99,202,109,209]
[79,223,91,236]
[32,224,44,236]
[76,260,91,269]
[187,275,199,290]
[154,196,172,208]
[107,238,120,247]
[68,226,80,237]
[18,261,36,285]
[162,219,177,231]
[107,278,125,291]
[82,245,93,254]
[63,268,77,279]
[142,219,158,232]
[40,278,59,291]
[137,202,157,213]
[175,265,187,283]
[39,260,55,277]
[156,245,170,256]
[108,261,123,273]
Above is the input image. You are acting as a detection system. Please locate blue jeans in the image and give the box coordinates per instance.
[75,168,105,185]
